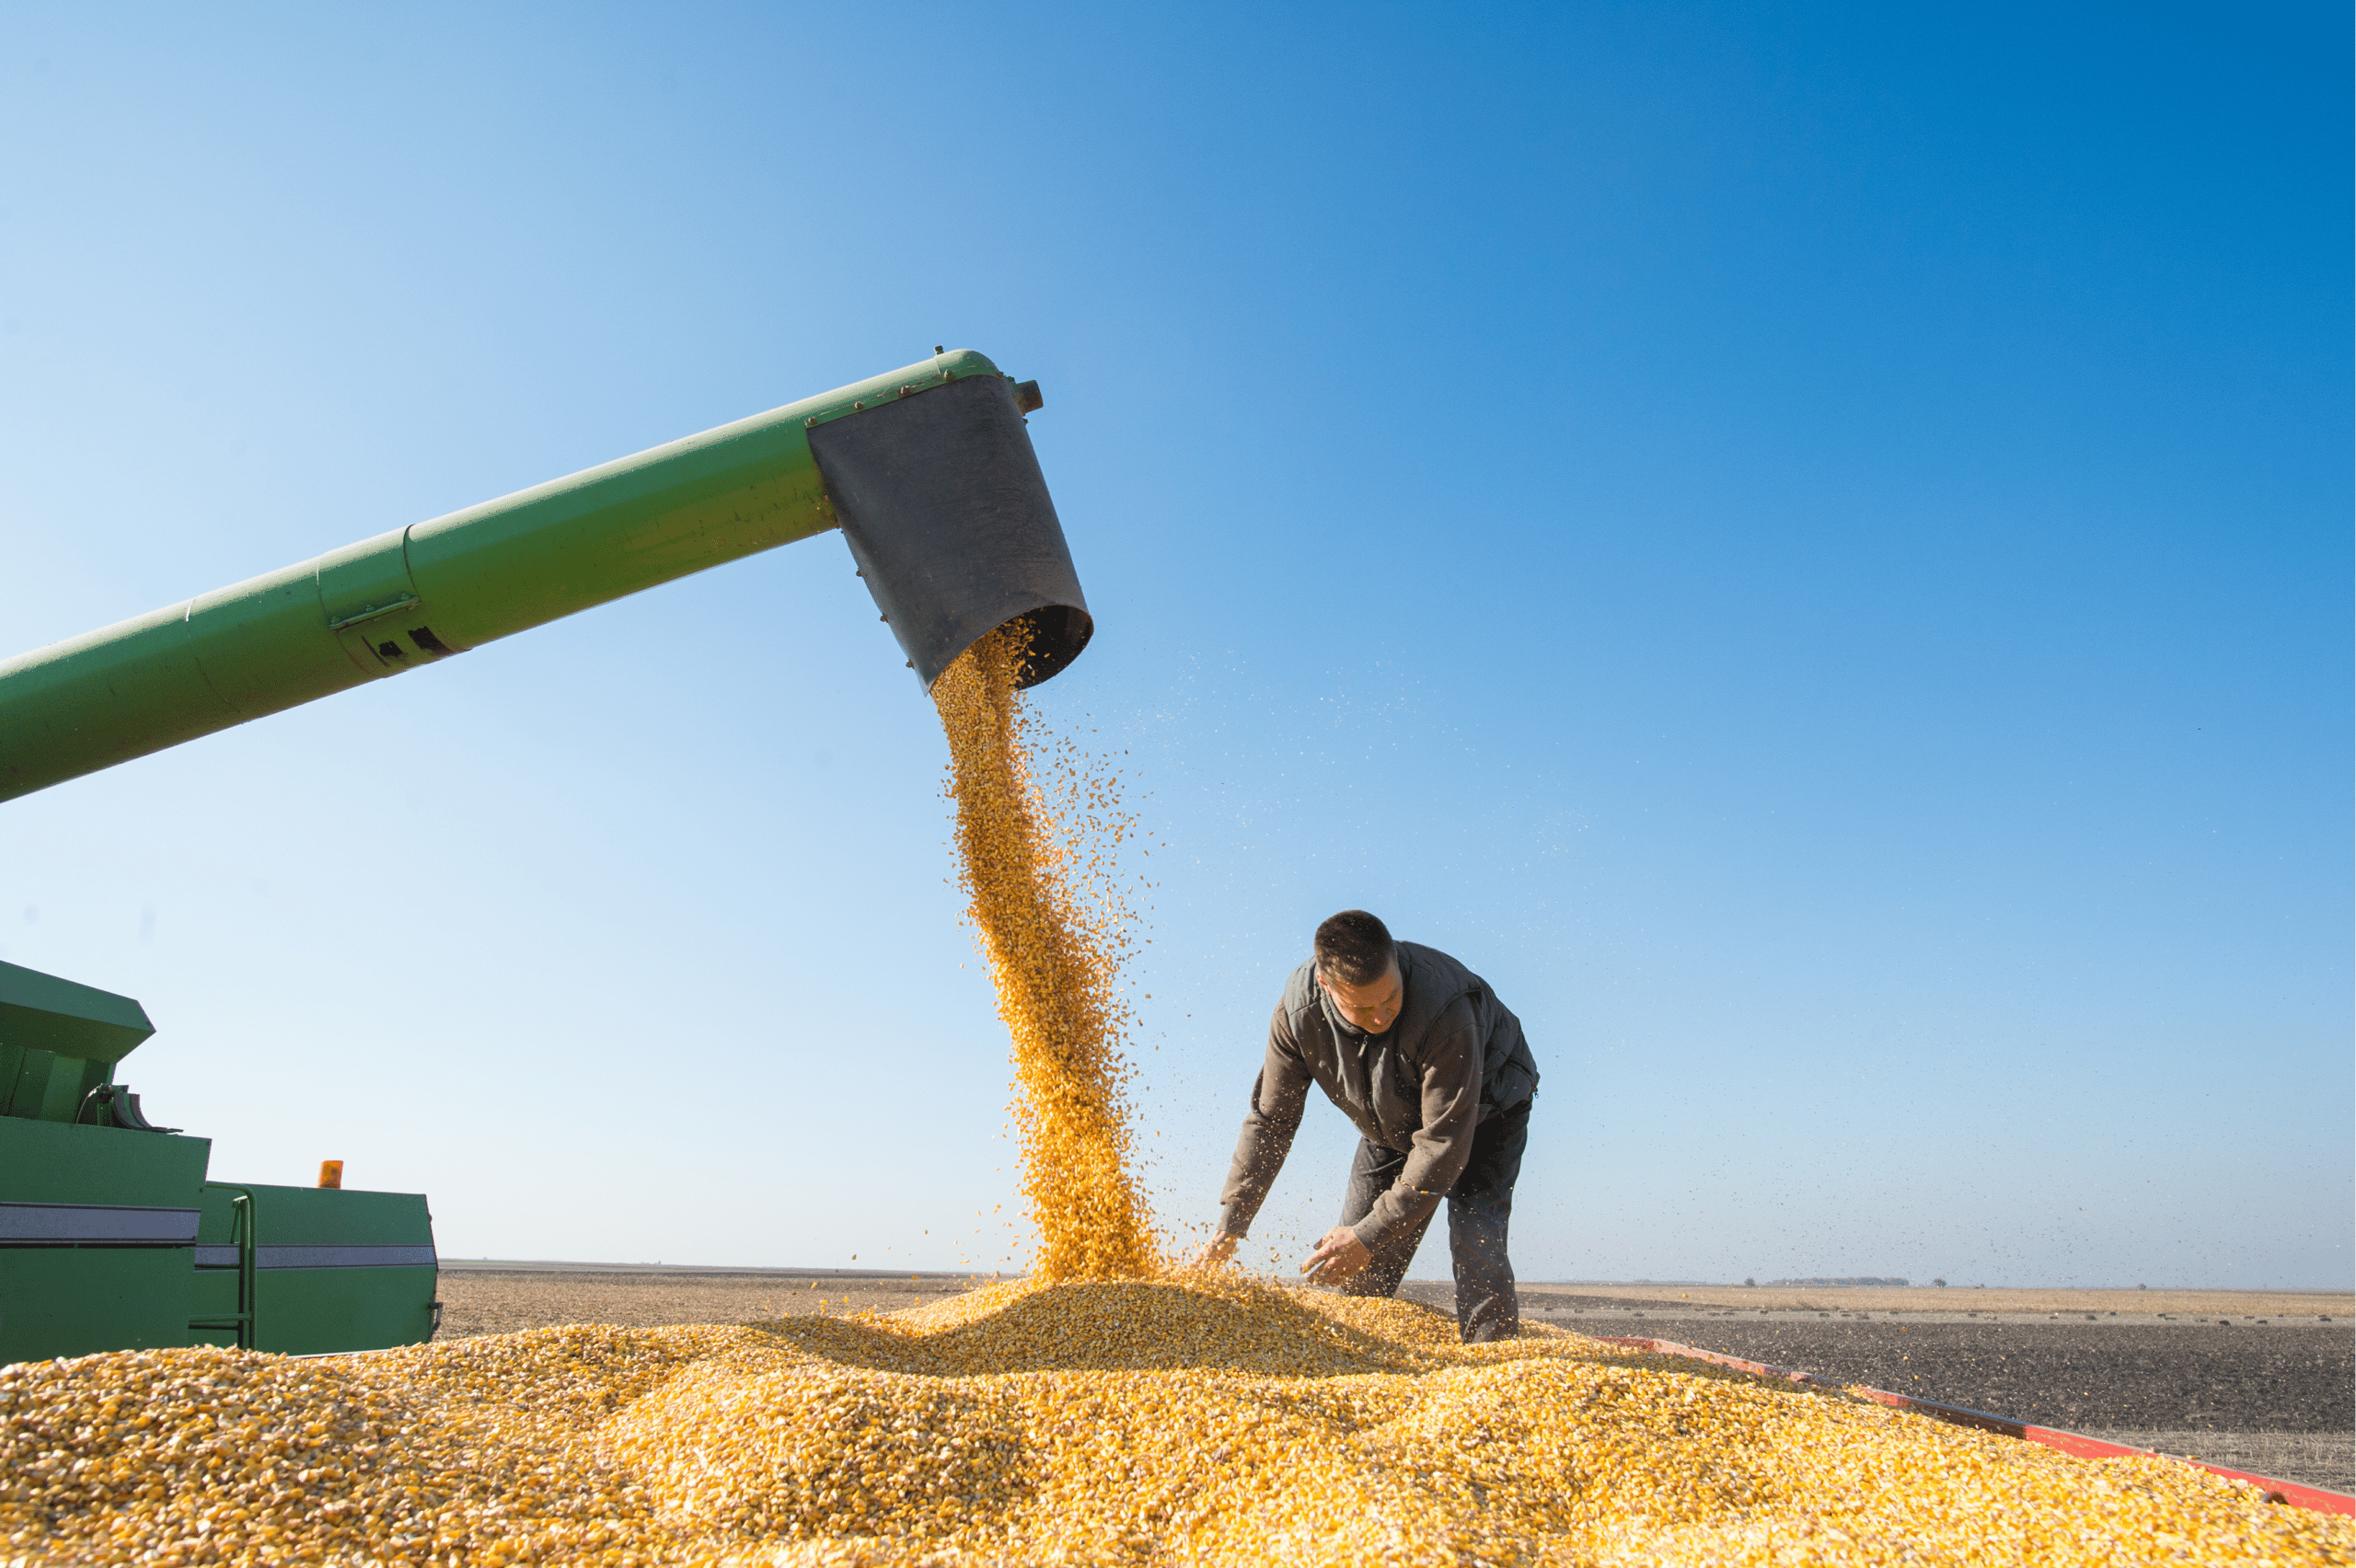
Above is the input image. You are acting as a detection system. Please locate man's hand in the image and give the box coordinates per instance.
[1301,1227,1371,1285]
[1188,1233,1241,1271]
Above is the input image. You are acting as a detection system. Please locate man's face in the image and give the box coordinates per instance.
[1317,958,1403,1035]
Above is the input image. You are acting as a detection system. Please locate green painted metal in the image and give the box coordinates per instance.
[188,1266,241,1345]
[0,1024,439,1365]
[0,1114,209,1205]
[0,959,158,1130]
[0,1249,194,1363]
[0,1117,211,1363]
[249,1264,438,1356]
[214,1182,433,1247]
[0,350,1012,802]
[192,1183,436,1355]
[0,959,155,1064]
[189,1184,255,1348]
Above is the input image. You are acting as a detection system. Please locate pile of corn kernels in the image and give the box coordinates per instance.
[5,1272,2346,1565]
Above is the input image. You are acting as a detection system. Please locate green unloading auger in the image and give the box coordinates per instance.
[0,350,1090,1364]
[0,348,1091,801]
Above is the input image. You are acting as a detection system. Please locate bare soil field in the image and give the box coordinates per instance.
[435,1264,993,1339]
[1521,1283,2352,1319]
[439,1264,2350,1334]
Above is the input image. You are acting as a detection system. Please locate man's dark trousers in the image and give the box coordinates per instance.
[1336,1096,1530,1343]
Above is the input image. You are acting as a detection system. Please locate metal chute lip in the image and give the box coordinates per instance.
[814,370,1091,694]
[1008,603,1094,690]
[927,604,1094,693]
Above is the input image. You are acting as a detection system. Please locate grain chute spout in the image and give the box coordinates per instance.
[813,369,1091,691]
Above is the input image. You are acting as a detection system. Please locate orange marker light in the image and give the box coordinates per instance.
[317,1159,343,1190]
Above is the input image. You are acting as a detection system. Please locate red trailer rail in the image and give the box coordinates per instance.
[1595,1332,2354,1519]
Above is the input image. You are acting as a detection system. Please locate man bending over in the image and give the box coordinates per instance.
[1192,909,1540,1342]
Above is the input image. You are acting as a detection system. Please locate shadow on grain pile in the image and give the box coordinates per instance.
[735,1275,1439,1378]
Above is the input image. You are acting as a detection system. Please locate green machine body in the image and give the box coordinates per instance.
[0,959,437,1362]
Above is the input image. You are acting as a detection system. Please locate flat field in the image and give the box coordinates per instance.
[435,1262,990,1338]
[1524,1283,2352,1319]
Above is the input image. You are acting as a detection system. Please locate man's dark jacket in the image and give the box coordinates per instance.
[1217,941,1538,1249]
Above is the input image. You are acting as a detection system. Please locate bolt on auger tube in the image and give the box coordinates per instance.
[0,349,1090,803]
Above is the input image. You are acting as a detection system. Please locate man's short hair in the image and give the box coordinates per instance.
[1314,910,1396,986]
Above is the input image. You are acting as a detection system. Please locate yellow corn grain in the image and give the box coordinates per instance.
[4,1276,2346,1565]
[932,623,1155,1281]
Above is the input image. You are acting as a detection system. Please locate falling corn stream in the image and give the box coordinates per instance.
[930,624,1157,1283]
[3,628,2348,1565]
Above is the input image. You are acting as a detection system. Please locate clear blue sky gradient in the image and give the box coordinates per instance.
[3,4,2347,1287]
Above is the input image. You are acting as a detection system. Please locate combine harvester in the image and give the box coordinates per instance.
[0,351,1091,1364]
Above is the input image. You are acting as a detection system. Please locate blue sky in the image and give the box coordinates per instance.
[3,3,2347,1287]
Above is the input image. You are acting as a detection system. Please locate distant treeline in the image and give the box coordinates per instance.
[1763,1277,1911,1287]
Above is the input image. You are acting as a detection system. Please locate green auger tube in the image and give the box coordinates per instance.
[0,349,1089,803]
